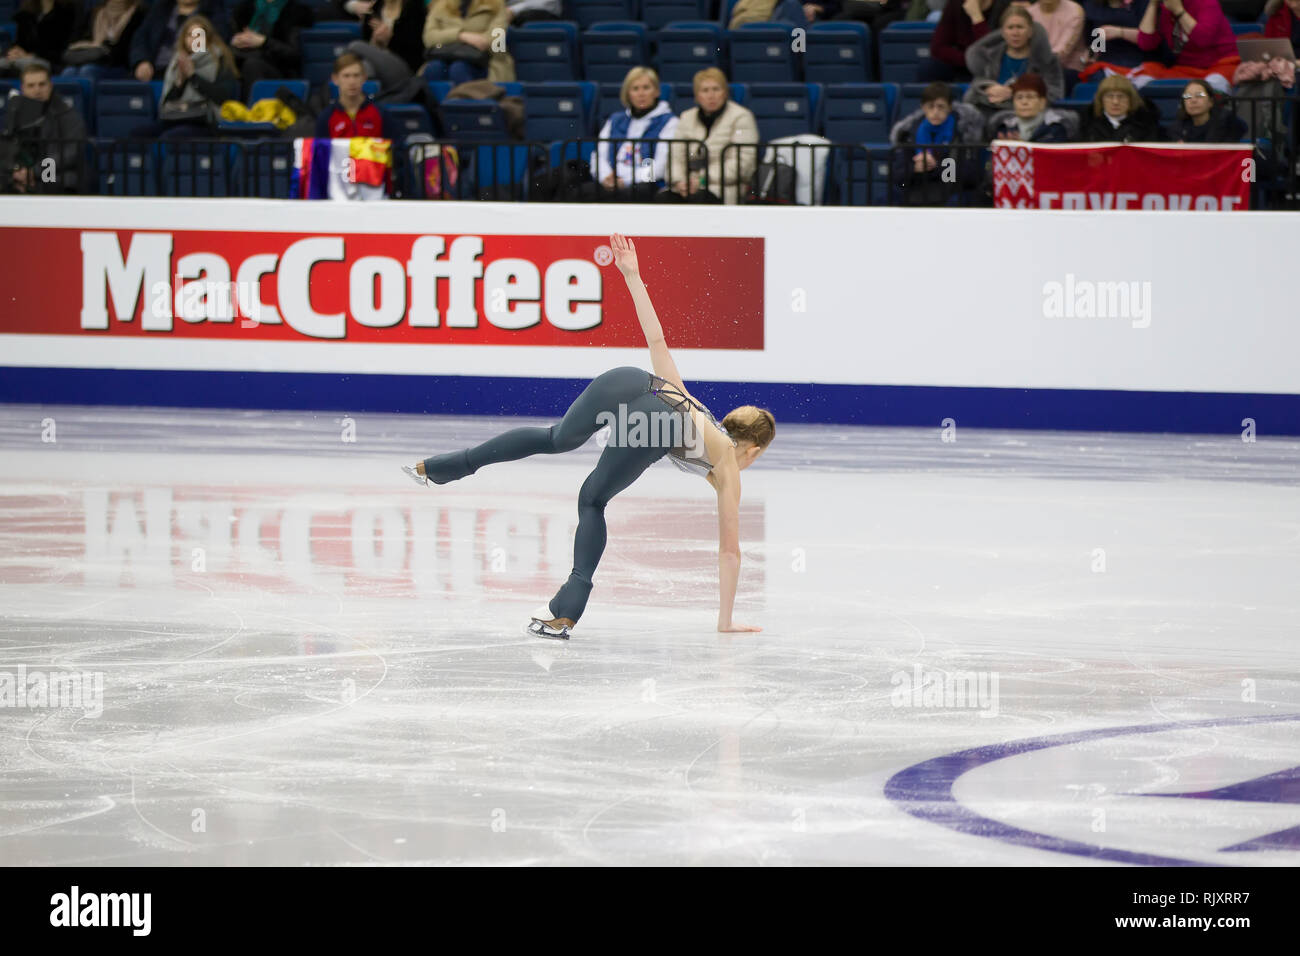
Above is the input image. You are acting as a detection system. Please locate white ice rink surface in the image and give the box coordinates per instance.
[0,404,1297,866]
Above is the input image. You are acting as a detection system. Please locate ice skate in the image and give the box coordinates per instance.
[401,464,429,487]
[526,618,572,640]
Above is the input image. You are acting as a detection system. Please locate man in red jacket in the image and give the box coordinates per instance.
[315,53,386,137]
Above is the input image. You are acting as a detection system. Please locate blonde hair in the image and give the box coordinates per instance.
[692,67,728,96]
[619,66,661,108]
[1093,75,1140,116]
[176,14,238,78]
[722,406,775,449]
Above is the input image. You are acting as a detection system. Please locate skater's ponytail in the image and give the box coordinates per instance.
[722,406,775,449]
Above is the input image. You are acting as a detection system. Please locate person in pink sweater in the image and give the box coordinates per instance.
[1028,0,1087,73]
[1132,0,1240,90]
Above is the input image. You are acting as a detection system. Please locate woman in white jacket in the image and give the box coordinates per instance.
[589,66,679,202]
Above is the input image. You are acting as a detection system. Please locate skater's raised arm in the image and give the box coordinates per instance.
[611,233,685,391]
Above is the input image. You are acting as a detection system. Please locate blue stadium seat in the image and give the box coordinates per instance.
[836,143,893,205]
[249,79,310,105]
[523,81,594,140]
[242,139,296,198]
[95,141,158,196]
[51,77,93,132]
[727,24,798,82]
[1231,21,1265,35]
[642,0,710,31]
[508,23,580,81]
[571,0,636,28]
[581,23,650,83]
[896,81,967,119]
[381,104,435,145]
[160,141,234,197]
[746,82,819,140]
[806,21,873,84]
[880,22,935,83]
[1141,79,1191,121]
[94,80,155,140]
[462,143,536,200]
[822,83,896,143]
[655,21,724,83]
[440,99,511,140]
[300,26,361,88]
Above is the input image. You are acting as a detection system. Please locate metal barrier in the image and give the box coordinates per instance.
[556,138,708,201]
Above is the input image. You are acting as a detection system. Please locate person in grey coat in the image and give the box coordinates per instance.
[0,61,85,193]
[963,6,1062,117]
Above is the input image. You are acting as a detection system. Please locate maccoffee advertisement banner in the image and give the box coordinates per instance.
[0,228,764,348]
[993,142,1253,211]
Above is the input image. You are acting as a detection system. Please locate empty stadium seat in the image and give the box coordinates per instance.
[581,22,650,83]
[380,104,435,145]
[440,99,511,140]
[879,22,935,83]
[571,0,636,28]
[746,82,820,140]
[508,22,580,81]
[94,80,155,140]
[160,141,234,197]
[655,21,724,83]
[95,141,158,196]
[727,23,798,82]
[242,139,296,199]
[523,81,595,140]
[300,25,362,88]
[641,0,710,31]
[822,83,896,143]
[805,21,873,84]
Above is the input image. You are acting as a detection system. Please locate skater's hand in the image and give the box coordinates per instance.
[718,622,762,633]
[610,232,640,278]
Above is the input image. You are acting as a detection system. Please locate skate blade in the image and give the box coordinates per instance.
[401,464,429,487]
[526,620,571,641]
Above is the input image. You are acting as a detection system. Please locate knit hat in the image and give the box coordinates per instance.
[1010,73,1048,98]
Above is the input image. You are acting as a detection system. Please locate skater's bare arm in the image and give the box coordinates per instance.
[611,233,685,390]
[715,469,760,633]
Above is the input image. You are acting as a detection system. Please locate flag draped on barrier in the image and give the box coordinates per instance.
[992,142,1253,211]
[291,138,392,201]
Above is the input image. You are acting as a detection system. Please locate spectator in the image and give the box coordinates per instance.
[1027,0,1086,80]
[334,0,427,90]
[587,66,678,202]
[228,0,314,101]
[1169,77,1246,141]
[61,0,146,80]
[1263,0,1300,47]
[316,52,386,137]
[133,14,240,138]
[925,0,1011,81]
[964,6,1063,116]
[1079,0,1150,75]
[1131,0,1239,91]
[0,61,85,192]
[503,0,562,26]
[988,70,1077,138]
[660,68,759,204]
[889,80,983,204]
[130,0,232,83]
[1079,73,1164,139]
[421,0,513,85]
[4,0,77,74]
[729,0,832,26]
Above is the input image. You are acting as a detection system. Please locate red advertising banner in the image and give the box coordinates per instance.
[0,229,764,347]
[993,142,1252,211]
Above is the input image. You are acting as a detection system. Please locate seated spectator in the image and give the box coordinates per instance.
[729,0,826,27]
[334,0,427,90]
[3,0,77,75]
[1079,73,1165,139]
[964,6,1063,115]
[503,0,562,26]
[1263,0,1300,47]
[988,71,1077,139]
[1169,77,1246,141]
[127,15,239,138]
[0,61,85,192]
[1079,0,1150,75]
[925,0,1011,81]
[586,65,678,202]
[316,52,386,137]
[660,68,759,205]
[228,0,314,101]
[1027,0,1086,81]
[422,0,513,85]
[130,0,233,83]
[61,0,146,81]
[889,80,983,204]
[1131,0,1239,92]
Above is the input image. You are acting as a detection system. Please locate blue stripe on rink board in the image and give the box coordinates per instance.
[2,367,1298,436]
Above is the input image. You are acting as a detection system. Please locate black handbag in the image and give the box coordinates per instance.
[62,45,111,66]
[425,42,489,67]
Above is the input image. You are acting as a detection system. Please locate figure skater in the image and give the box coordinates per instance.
[402,233,774,639]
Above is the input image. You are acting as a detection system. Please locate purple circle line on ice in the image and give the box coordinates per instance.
[594,245,613,266]
[884,713,1300,866]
